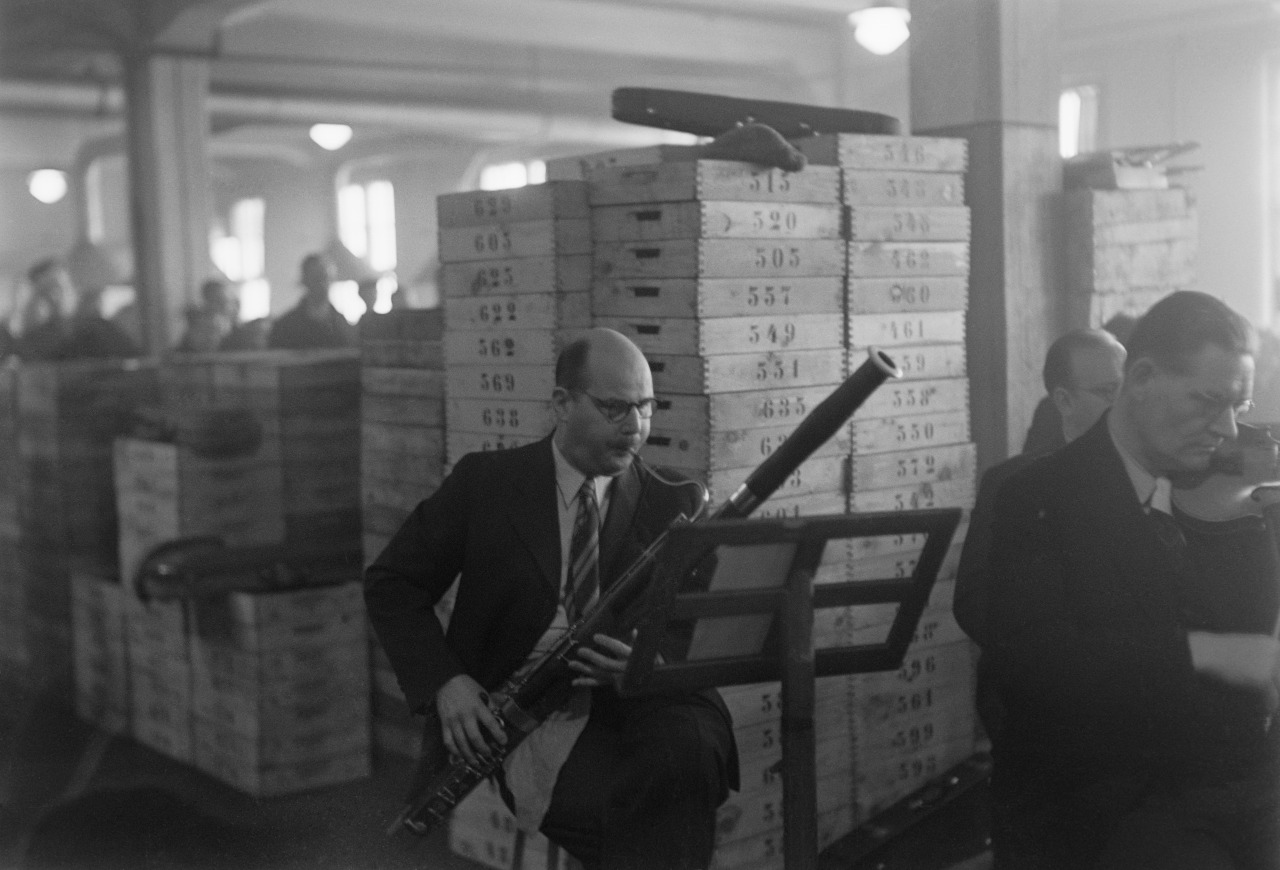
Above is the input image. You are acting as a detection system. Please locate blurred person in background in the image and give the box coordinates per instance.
[15,257,138,361]
[267,253,357,350]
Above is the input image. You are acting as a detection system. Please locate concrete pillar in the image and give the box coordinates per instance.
[123,53,214,353]
[910,0,1064,470]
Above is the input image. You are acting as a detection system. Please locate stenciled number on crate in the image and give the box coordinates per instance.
[480,407,520,429]
[748,322,797,347]
[477,337,517,358]
[884,140,931,166]
[895,687,935,716]
[751,208,800,233]
[746,284,792,308]
[893,483,937,511]
[891,384,938,409]
[896,453,937,478]
[898,754,940,783]
[477,371,518,393]
[754,246,802,269]
[473,230,513,255]
[890,281,934,305]
[884,318,928,342]
[896,653,938,683]
[896,420,936,444]
[756,357,801,382]
[892,211,931,234]
[477,301,519,324]
[891,722,937,752]
[890,248,931,271]
[473,194,514,219]
[757,502,802,519]
[747,171,792,194]
[897,351,933,376]
[471,266,516,291]
[758,394,808,420]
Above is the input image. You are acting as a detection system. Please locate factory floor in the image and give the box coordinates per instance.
[0,676,992,870]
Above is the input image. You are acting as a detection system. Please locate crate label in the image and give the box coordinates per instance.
[846,276,969,314]
[648,349,845,395]
[843,170,965,206]
[861,344,966,381]
[596,313,842,357]
[443,329,563,367]
[848,311,965,348]
[446,431,541,466]
[440,255,592,297]
[846,206,970,242]
[591,201,842,242]
[445,364,556,401]
[444,292,591,331]
[856,377,968,419]
[849,409,971,455]
[592,276,844,319]
[588,160,841,206]
[847,242,969,278]
[446,398,555,437]
[846,478,975,514]
[438,219,591,263]
[795,134,968,172]
[595,239,846,279]
[849,442,976,492]
[436,182,589,227]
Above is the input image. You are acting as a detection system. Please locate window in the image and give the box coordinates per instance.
[478,159,546,191]
[338,180,397,272]
[210,197,269,321]
[1060,85,1099,159]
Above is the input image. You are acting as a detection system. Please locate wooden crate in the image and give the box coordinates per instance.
[595,239,845,280]
[441,255,592,298]
[859,344,966,382]
[648,349,846,395]
[188,583,366,653]
[443,329,567,368]
[793,134,968,172]
[848,311,965,349]
[445,363,557,401]
[1066,236,1196,295]
[194,743,370,797]
[438,219,592,263]
[446,430,542,466]
[592,276,843,319]
[361,421,445,459]
[846,276,969,315]
[846,476,975,514]
[846,242,969,278]
[588,160,840,206]
[444,291,590,331]
[848,442,975,492]
[855,377,969,420]
[591,201,842,242]
[546,144,702,180]
[843,170,965,206]
[597,313,843,357]
[437,181,589,227]
[646,437,846,494]
[447,397,555,439]
[652,387,837,433]
[846,206,970,242]
[71,571,130,734]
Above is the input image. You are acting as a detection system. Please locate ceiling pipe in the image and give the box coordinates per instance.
[0,78,693,148]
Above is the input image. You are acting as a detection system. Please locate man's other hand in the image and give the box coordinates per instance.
[436,673,506,765]
[570,632,633,689]
[1188,631,1280,710]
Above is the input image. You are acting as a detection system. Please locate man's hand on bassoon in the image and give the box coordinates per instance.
[436,674,507,765]
[570,632,633,689]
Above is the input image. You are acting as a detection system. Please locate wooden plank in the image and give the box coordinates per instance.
[1062,188,1191,227]
[592,276,843,319]
[443,291,590,331]
[442,329,565,368]
[591,201,842,242]
[360,367,445,398]
[445,363,556,401]
[1066,236,1197,294]
[843,170,965,206]
[545,144,703,180]
[445,398,555,438]
[848,311,965,348]
[856,343,967,381]
[846,276,968,315]
[855,377,969,419]
[849,442,976,492]
[360,422,445,459]
[595,239,846,280]
[587,160,841,205]
[658,454,846,504]
[653,386,833,432]
[846,477,975,513]
[846,206,971,242]
[595,313,843,356]
[359,340,443,370]
[847,242,970,277]
[438,219,591,263]
[440,255,592,297]
[446,431,541,466]
[435,181,589,227]
[644,421,847,472]
[361,394,445,427]
[850,410,971,455]
[648,349,846,395]
[793,134,968,171]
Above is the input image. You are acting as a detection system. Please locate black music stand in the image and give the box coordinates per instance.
[621,508,962,870]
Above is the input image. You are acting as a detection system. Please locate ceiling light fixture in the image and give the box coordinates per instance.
[309,123,353,150]
[28,169,68,204]
[848,3,912,56]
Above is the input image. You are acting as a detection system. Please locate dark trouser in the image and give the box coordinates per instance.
[527,688,734,870]
[993,768,1280,870]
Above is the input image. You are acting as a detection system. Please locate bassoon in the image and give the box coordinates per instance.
[391,348,903,837]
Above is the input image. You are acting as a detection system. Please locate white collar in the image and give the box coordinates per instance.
[551,438,609,510]
[1107,411,1167,511]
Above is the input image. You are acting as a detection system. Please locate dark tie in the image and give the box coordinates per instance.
[566,478,600,621]
[1147,478,1188,559]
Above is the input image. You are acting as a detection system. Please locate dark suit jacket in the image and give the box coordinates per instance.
[987,415,1279,812]
[364,435,736,777]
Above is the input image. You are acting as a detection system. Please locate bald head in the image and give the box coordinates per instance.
[552,328,654,477]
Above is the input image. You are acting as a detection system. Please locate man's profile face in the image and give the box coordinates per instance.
[301,257,335,297]
[554,344,653,478]
[1058,343,1125,441]
[1132,343,1254,474]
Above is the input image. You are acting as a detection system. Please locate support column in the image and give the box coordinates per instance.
[910,0,1064,471]
[123,53,213,354]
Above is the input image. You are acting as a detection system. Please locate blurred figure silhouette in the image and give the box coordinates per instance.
[267,253,356,350]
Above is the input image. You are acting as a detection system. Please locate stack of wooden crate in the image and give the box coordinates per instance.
[1063,186,1197,326]
[0,365,24,679]
[11,359,158,700]
[449,778,582,870]
[436,183,593,464]
[188,583,370,796]
[125,593,193,761]
[70,570,130,735]
[156,350,364,585]
[358,308,447,759]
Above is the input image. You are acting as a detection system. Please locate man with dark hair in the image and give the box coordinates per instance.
[365,328,736,870]
[266,253,357,350]
[986,291,1279,868]
[16,257,138,360]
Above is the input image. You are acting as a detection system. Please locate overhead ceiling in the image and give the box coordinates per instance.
[0,0,1274,168]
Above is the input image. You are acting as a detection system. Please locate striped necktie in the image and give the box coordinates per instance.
[566,478,600,621]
